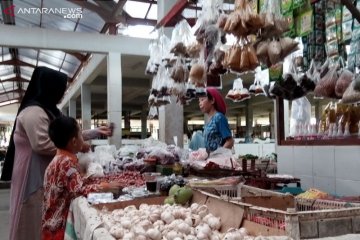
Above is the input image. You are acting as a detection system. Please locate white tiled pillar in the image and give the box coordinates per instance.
[158,97,184,147]
[157,0,184,147]
[69,99,76,118]
[107,52,122,149]
[81,84,91,130]
[284,100,290,138]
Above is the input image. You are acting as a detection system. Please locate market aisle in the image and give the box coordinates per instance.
[0,189,9,240]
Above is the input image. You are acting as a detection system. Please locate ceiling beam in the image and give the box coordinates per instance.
[0,59,36,68]
[63,51,87,62]
[58,54,106,109]
[69,0,112,22]
[0,77,29,83]
[0,89,25,97]
[126,16,157,26]
[0,24,151,55]
[155,0,188,29]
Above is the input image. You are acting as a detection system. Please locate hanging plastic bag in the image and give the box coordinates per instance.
[209,47,227,75]
[335,69,354,98]
[159,34,172,60]
[306,59,320,83]
[145,40,161,75]
[280,37,299,59]
[341,81,360,104]
[247,43,259,71]
[170,20,190,56]
[314,62,339,99]
[170,58,188,83]
[225,44,242,72]
[148,106,158,119]
[289,97,311,137]
[268,40,282,65]
[249,70,265,96]
[226,77,250,102]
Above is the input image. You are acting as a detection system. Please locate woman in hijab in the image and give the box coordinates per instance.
[2,67,113,240]
[199,87,234,152]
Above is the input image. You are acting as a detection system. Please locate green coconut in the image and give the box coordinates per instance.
[174,187,193,205]
[169,184,181,196]
[164,196,175,205]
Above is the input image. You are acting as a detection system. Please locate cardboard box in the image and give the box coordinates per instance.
[94,189,245,233]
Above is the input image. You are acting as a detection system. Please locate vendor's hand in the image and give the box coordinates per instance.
[97,124,114,137]
[80,142,91,153]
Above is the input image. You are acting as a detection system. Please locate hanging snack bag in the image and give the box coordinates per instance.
[226,77,250,102]
[226,44,242,72]
[268,39,282,65]
[314,64,339,99]
[280,37,299,59]
[342,81,360,104]
[335,69,354,98]
[189,63,205,87]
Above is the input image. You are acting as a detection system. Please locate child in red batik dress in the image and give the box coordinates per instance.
[41,116,120,240]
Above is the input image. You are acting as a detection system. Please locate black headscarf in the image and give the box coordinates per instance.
[1,67,68,181]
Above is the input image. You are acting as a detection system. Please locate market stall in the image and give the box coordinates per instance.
[66,0,360,238]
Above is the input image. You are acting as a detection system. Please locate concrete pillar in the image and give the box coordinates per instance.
[158,96,184,147]
[236,114,241,137]
[69,99,76,118]
[157,0,184,147]
[245,101,253,137]
[270,111,275,139]
[124,111,131,130]
[141,107,147,139]
[284,100,290,138]
[81,84,91,130]
[107,52,122,148]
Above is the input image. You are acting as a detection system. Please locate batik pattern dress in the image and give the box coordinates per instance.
[42,149,101,240]
[203,112,232,152]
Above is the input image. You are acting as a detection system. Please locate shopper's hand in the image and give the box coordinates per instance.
[80,142,91,153]
[97,123,114,137]
[100,181,123,191]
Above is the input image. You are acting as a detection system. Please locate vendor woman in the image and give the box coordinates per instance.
[199,87,234,152]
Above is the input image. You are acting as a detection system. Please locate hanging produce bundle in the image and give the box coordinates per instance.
[266,57,315,101]
[313,60,340,99]
[220,0,263,38]
[255,37,299,68]
[170,20,196,57]
[226,77,250,102]
[249,69,265,96]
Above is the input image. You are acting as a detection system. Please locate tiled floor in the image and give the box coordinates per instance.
[0,189,9,240]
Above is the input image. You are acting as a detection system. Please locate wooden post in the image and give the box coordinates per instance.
[276,97,285,145]
[285,208,300,240]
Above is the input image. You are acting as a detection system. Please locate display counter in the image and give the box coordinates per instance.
[280,138,360,146]
[277,145,360,197]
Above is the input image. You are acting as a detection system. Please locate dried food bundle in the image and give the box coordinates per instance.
[189,63,206,87]
[314,67,339,99]
[186,42,203,59]
[342,81,360,104]
[226,77,250,102]
[335,69,354,98]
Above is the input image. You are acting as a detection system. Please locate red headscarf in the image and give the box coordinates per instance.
[206,87,227,115]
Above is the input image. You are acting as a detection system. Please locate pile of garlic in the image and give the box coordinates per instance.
[99,203,294,240]
[99,202,252,240]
